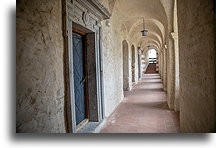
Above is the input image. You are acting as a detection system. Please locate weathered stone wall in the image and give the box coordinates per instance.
[16,0,66,133]
[177,0,215,132]
[98,0,125,117]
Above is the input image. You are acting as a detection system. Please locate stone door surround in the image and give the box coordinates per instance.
[63,0,111,133]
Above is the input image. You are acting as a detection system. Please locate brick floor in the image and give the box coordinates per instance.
[145,64,158,74]
[100,74,180,133]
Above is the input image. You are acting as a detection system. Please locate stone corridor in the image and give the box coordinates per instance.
[100,74,180,133]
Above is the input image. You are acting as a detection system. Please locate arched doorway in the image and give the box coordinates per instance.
[131,45,136,84]
[122,40,129,91]
[144,48,158,74]
[148,49,157,63]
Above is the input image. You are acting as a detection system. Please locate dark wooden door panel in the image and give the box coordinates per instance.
[72,32,86,125]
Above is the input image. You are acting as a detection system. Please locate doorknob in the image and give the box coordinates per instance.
[80,77,87,84]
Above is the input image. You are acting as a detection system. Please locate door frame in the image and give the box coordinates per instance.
[63,0,111,133]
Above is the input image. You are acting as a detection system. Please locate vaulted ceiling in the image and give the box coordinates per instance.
[109,0,169,53]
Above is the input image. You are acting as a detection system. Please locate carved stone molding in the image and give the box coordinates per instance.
[87,0,111,19]
[66,0,111,32]
[82,10,90,25]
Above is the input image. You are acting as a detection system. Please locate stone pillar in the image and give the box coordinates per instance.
[138,48,142,80]
[171,32,180,111]
[167,36,175,110]
[158,52,161,76]
[141,54,145,75]
[135,46,139,84]
[172,0,180,112]
[163,47,167,91]
[160,49,164,82]
[156,52,159,72]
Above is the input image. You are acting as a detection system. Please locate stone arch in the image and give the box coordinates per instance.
[122,40,130,91]
[131,45,136,83]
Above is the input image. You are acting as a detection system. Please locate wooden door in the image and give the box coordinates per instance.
[72,32,88,126]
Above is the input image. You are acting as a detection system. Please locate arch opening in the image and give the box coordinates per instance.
[143,48,159,74]
[148,49,157,64]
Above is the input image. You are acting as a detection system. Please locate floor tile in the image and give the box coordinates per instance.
[100,74,180,133]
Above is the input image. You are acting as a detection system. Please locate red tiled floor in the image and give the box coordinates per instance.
[145,64,158,74]
[100,74,180,133]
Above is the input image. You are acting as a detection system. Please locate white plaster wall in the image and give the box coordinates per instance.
[99,1,124,117]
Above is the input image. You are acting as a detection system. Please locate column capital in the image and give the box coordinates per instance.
[171,32,178,40]
[164,44,167,50]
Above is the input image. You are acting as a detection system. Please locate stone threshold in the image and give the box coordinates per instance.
[77,118,107,133]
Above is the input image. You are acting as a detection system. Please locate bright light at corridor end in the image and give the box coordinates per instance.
[148,49,157,58]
